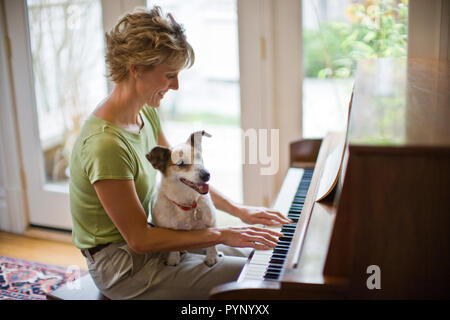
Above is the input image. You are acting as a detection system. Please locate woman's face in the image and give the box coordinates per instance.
[134,63,180,108]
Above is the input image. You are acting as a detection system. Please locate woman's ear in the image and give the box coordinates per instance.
[130,64,142,79]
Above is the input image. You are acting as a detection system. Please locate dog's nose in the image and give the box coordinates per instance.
[199,169,210,182]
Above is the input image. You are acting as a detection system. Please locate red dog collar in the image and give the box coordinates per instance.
[167,197,197,211]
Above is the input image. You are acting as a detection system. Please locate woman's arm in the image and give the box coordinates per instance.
[93,178,281,254]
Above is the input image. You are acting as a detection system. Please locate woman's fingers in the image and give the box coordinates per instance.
[246,241,273,250]
[262,210,292,224]
[242,227,283,248]
[249,210,292,225]
[247,226,283,238]
[243,234,277,247]
[219,226,284,250]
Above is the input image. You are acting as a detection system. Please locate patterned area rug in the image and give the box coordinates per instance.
[0,256,88,300]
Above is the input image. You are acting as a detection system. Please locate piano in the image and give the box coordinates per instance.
[210,58,450,299]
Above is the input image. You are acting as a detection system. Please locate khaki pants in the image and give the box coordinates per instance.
[84,242,252,300]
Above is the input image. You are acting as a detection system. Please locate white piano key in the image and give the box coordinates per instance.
[249,255,272,265]
[245,269,266,278]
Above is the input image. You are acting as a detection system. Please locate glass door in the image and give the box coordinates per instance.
[9,0,108,230]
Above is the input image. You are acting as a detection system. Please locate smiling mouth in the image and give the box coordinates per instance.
[180,178,209,194]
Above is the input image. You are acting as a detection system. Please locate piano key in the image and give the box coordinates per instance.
[273,248,289,255]
[276,240,292,246]
[246,264,267,275]
[265,271,281,279]
[269,258,284,265]
[267,265,283,272]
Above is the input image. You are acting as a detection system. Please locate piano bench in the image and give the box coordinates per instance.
[46,274,109,300]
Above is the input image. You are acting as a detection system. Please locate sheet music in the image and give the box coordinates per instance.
[315,132,346,201]
[315,87,353,202]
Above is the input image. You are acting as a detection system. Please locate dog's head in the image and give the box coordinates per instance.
[146,131,212,195]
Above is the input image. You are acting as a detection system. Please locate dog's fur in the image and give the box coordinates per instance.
[146,131,218,267]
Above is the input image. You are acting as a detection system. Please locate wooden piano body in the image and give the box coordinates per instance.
[210,58,450,299]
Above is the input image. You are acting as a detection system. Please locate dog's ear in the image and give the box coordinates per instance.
[188,130,212,152]
[146,146,171,173]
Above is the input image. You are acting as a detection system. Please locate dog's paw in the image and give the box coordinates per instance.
[204,246,219,267]
[166,252,181,266]
[204,256,218,267]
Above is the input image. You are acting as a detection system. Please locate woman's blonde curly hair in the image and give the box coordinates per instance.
[105,6,195,83]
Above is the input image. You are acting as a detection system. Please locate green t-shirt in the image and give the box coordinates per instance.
[69,104,160,249]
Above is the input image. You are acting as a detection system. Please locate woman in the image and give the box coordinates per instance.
[70,6,290,300]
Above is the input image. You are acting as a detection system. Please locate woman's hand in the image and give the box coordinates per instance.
[233,204,292,226]
[218,226,282,250]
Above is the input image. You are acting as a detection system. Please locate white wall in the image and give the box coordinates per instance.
[0,0,28,233]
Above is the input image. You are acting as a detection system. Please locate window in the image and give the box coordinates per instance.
[302,0,408,138]
[27,0,108,185]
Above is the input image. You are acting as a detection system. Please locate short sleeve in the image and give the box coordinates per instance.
[81,132,135,184]
[142,104,161,139]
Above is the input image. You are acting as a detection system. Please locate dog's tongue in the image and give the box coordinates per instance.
[199,183,209,194]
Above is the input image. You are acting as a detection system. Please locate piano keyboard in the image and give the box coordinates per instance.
[239,168,314,281]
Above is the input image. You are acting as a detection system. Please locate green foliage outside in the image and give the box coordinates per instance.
[304,0,408,79]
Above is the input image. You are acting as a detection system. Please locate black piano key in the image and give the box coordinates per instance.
[265,271,281,277]
[263,273,279,280]
[266,271,281,278]
[269,258,284,265]
[273,248,289,255]
[268,259,285,265]
[266,264,284,270]
[266,268,281,275]
[279,233,293,237]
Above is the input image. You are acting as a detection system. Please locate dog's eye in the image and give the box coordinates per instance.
[175,159,184,167]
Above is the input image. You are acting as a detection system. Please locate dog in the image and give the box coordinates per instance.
[146,130,219,267]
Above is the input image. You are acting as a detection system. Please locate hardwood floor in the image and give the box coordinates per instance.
[0,231,88,270]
